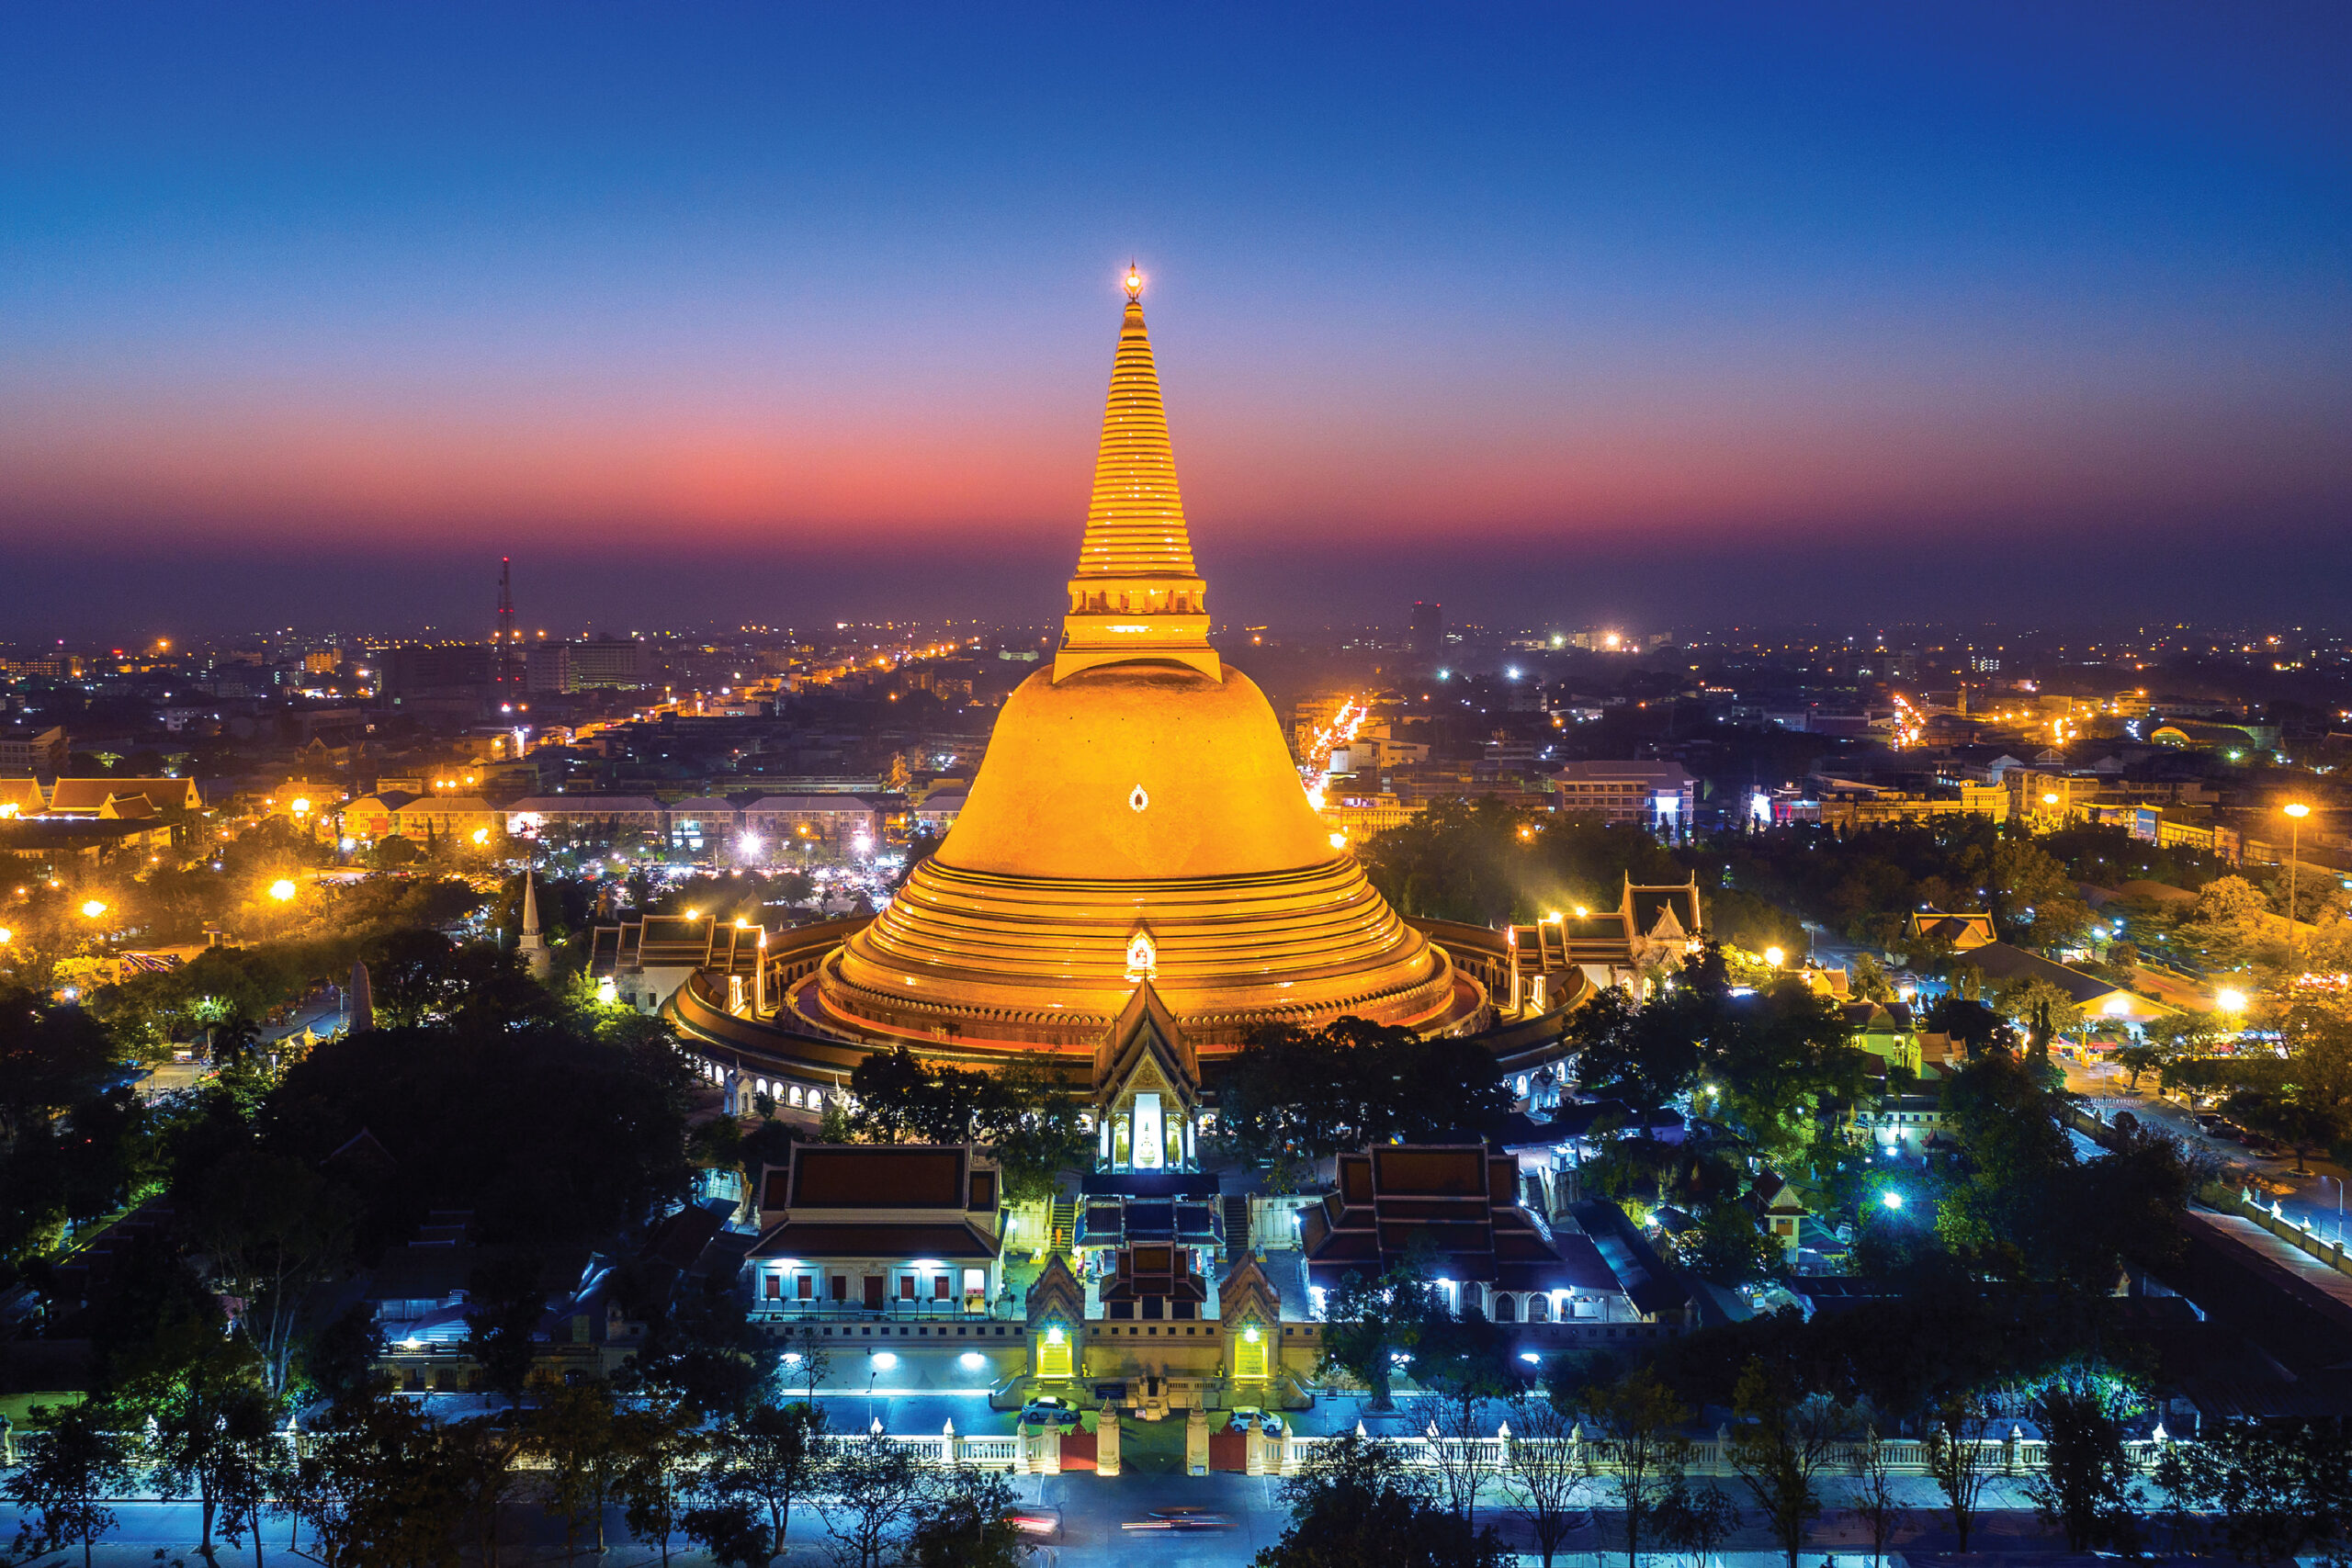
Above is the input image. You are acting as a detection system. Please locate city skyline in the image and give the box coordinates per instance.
[4,3,2349,637]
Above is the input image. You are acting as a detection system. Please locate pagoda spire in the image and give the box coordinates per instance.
[1056,265,1219,682]
[517,870,550,980]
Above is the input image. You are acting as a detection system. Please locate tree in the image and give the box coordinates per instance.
[445,1414,529,1568]
[1318,1262,1429,1409]
[617,1386,706,1567]
[1409,1387,1503,1525]
[2230,1083,2342,1175]
[1499,1396,1586,1568]
[1656,1477,1741,1568]
[2114,1038,2168,1093]
[2023,1370,2144,1554]
[904,1465,1023,1568]
[2154,1419,2352,1565]
[1567,983,1704,1134]
[820,1429,931,1568]
[0,986,118,1148]
[5,1400,129,1568]
[1993,976,2083,1043]
[2175,874,2277,970]
[1725,1357,1848,1568]
[298,1299,387,1408]
[842,1046,1088,1202]
[1925,1390,1999,1553]
[708,1399,829,1559]
[209,1393,298,1568]
[683,1499,773,1568]
[624,1268,782,1419]
[1219,1018,1516,1165]
[465,1253,552,1406]
[120,1303,278,1560]
[1682,1203,1781,1287]
[1991,839,2091,950]
[777,1317,833,1406]
[1255,1430,1512,1568]
[1845,1430,1902,1568]
[1577,1365,1690,1568]
[192,1148,351,1396]
[531,1374,629,1556]
[284,1393,469,1568]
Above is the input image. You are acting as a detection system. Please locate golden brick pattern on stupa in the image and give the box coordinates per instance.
[1077,292,1198,581]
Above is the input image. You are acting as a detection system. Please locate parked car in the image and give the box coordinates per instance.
[1019,1398,1082,1429]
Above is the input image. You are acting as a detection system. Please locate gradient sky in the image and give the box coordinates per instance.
[4,2,2349,638]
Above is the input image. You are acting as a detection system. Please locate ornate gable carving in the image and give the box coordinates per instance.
[1025,1252,1085,1328]
[1092,979,1198,1108]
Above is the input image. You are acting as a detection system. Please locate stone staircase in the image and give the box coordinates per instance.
[1222,1193,1252,1256]
[1049,1194,1078,1255]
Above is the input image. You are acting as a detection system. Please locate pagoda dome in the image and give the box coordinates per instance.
[799,273,1481,1056]
[932,660,1330,882]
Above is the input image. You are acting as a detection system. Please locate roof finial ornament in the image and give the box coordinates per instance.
[1124,260,1143,301]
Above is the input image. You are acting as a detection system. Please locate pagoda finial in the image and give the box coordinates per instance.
[1053,272,1219,683]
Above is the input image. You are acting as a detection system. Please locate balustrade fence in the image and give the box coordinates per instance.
[0,1425,1033,1486]
[1274,1429,2165,1480]
[0,1421,2176,1486]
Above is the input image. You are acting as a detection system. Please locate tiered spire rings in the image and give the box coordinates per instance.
[1056,267,1219,682]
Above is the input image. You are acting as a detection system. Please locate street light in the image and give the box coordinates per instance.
[80,899,107,919]
[1764,946,1786,968]
[2284,803,2312,975]
[268,879,297,902]
[2216,988,2247,1016]
[1882,1190,1905,1211]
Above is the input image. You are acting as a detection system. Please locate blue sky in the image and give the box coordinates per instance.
[2,3,2346,636]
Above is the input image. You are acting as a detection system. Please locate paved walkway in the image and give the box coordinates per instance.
[2186,1202,2352,1315]
[6,1480,2199,1567]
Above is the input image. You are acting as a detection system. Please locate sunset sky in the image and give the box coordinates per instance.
[4,3,2348,637]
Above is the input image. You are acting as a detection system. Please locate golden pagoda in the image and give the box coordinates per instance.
[797,269,1481,1058]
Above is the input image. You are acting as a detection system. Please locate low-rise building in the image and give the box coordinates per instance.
[1299,1144,1651,1328]
[1550,761,1697,837]
[740,794,886,857]
[744,1144,1005,1319]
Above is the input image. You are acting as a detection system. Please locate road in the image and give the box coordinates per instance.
[6,1471,2126,1566]
[2067,1057,2352,1243]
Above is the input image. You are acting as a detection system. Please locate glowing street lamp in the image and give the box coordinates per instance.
[2216,988,2247,1016]
[268,879,298,902]
[1764,946,1786,968]
[2283,803,2312,973]
[80,899,107,920]
[1882,1190,1905,1211]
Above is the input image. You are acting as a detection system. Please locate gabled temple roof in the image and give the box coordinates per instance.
[1093,979,1198,1103]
